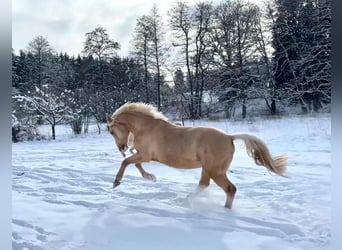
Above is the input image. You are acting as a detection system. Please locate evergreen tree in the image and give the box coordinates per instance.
[272,0,331,112]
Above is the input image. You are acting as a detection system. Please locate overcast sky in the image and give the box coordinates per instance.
[12,0,225,57]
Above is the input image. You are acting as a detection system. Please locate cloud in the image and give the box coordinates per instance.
[12,0,158,56]
[12,0,243,57]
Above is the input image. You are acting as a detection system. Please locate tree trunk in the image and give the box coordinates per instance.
[185,34,195,119]
[242,98,247,119]
[271,99,276,115]
[265,98,277,115]
[84,115,89,133]
[144,46,149,103]
[97,122,101,134]
[313,93,322,112]
[52,124,56,140]
[154,33,161,109]
[156,60,161,109]
[198,70,205,117]
[299,97,309,113]
[72,116,83,135]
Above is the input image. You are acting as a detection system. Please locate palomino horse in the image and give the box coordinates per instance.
[107,102,288,209]
[126,122,183,155]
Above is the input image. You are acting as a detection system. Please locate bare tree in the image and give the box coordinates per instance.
[83,26,120,61]
[192,1,213,117]
[131,6,166,109]
[169,1,196,118]
[27,36,53,87]
[131,15,153,103]
[212,0,260,119]
[82,26,120,85]
[82,26,120,124]
[149,4,165,109]
[254,1,278,115]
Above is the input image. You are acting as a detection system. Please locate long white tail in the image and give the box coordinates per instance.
[232,134,288,177]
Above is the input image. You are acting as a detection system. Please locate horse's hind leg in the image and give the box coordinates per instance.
[199,169,211,188]
[135,163,156,182]
[211,174,236,209]
[189,169,211,198]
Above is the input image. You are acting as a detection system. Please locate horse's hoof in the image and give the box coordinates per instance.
[113,181,121,188]
[149,174,157,182]
[143,173,157,182]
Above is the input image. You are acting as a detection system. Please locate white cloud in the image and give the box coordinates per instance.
[13,0,153,56]
[12,0,259,57]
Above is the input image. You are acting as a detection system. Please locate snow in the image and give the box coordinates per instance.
[12,114,331,250]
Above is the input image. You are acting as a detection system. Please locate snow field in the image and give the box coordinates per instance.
[12,114,331,250]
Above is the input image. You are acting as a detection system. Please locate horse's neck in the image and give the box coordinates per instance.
[122,113,154,134]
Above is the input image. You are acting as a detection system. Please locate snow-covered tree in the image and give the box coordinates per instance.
[211,0,260,119]
[253,1,279,115]
[272,0,331,112]
[14,85,74,140]
[191,1,213,117]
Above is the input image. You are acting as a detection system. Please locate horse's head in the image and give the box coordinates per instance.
[107,115,130,157]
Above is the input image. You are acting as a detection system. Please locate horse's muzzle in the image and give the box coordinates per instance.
[118,145,128,157]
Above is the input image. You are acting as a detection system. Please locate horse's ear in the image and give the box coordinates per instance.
[106,115,113,124]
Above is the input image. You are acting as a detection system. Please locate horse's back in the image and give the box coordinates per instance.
[149,123,234,170]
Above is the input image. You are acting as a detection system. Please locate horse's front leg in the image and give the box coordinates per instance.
[135,163,156,182]
[113,153,146,188]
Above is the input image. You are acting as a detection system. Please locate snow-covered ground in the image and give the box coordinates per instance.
[12,114,331,250]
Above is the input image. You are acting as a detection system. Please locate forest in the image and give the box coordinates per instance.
[11,0,331,141]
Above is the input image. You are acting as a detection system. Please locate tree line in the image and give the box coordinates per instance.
[12,0,331,141]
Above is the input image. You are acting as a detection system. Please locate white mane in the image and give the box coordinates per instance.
[111,102,168,121]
